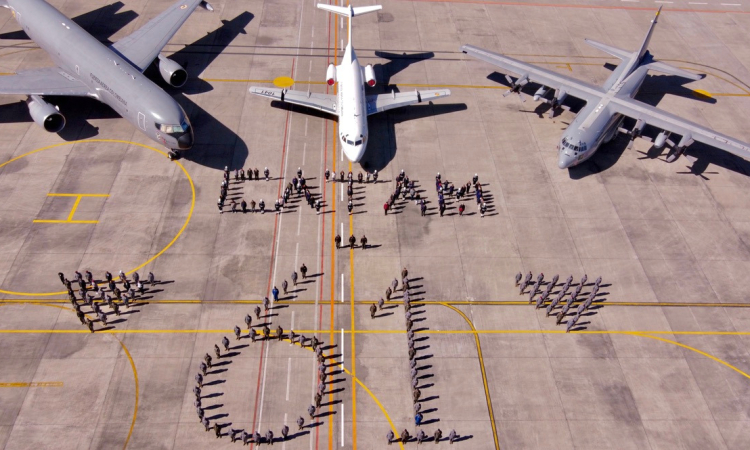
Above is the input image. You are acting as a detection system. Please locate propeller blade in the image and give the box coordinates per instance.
[505,74,514,86]
[641,136,653,142]
[518,92,527,102]
[503,90,513,98]
[666,139,676,147]
[685,154,697,163]
[617,127,629,134]
[627,139,635,150]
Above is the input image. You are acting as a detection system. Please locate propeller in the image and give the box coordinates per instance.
[503,74,528,102]
[617,119,649,149]
[542,90,570,119]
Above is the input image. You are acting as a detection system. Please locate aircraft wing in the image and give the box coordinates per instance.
[610,95,750,161]
[110,0,210,72]
[0,68,91,96]
[249,86,338,116]
[366,89,451,115]
[461,44,604,104]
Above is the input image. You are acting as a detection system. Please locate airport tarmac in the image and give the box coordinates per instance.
[2,0,750,448]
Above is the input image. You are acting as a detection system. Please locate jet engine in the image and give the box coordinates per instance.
[364,64,376,87]
[326,64,336,86]
[533,87,548,102]
[158,56,188,88]
[653,131,669,149]
[27,95,65,133]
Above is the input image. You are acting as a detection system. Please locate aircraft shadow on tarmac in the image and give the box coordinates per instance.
[0,2,138,44]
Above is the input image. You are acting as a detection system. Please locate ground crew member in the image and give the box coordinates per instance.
[76,310,85,324]
[386,287,392,301]
[401,429,410,444]
[254,431,262,444]
[214,424,222,438]
[202,417,210,432]
[515,272,522,286]
[291,271,298,286]
[205,353,212,368]
[413,388,421,402]
[223,335,231,351]
[255,305,262,319]
[297,416,305,430]
[308,404,316,419]
[214,344,221,359]
[230,429,239,442]
[200,362,208,376]
[301,264,307,279]
[335,234,341,248]
[99,312,108,327]
[556,311,565,325]
[384,202,389,215]
[241,431,250,445]
[281,425,289,441]
[86,318,94,333]
[360,235,367,249]
[434,429,442,443]
[245,314,252,329]
[266,429,273,445]
[566,316,578,333]
[406,319,413,332]
[277,325,284,341]
[387,430,395,445]
[272,286,279,301]
[241,199,247,213]
[378,297,385,310]
[370,304,377,319]
[348,234,356,248]
[263,296,270,311]
[448,429,457,444]
[263,325,270,339]
[196,373,203,388]
[251,328,258,342]
[417,429,426,443]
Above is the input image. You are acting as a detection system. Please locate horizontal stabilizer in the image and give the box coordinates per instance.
[316,4,382,18]
[584,39,631,60]
[644,61,704,81]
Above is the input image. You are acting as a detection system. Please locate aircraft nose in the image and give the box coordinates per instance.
[558,153,572,169]
[345,144,366,163]
[177,126,194,150]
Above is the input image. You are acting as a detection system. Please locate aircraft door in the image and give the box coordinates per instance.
[138,112,146,131]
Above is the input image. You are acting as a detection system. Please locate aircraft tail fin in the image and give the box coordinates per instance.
[643,61,704,81]
[584,39,631,60]
[636,6,662,60]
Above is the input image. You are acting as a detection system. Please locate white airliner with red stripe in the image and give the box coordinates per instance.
[250,4,450,163]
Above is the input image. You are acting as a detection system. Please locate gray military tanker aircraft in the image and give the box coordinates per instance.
[462,7,750,170]
[0,0,214,159]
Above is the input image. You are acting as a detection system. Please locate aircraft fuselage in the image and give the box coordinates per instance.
[5,0,193,151]
[336,44,368,162]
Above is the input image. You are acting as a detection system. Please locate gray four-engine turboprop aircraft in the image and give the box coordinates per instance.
[462,7,750,170]
[249,4,451,163]
[0,0,214,159]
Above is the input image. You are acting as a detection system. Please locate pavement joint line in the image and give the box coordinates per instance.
[0,139,195,297]
[397,0,750,14]
[5,329,750,335]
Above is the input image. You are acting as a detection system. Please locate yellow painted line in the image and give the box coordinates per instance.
[634,332,750,381]
[348,161,357,450]
[116,335,139,450]
[7,299,750,308]
[440,303,500,450]
[32,220,99,224]
[0,382,63,387]
[0,139,195,297]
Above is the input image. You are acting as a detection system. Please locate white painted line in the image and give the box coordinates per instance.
[302,142,307,166]
[654,1,672,3]
[305,117,309,137]
[688,2,707,3]
[340,328,344,364]
[340,184,343,202]
[721,2,741,4]
[341,403,345,446]
[341,273,344,303]
[621,0,639,2]
[295,243,300,271]
[297,205,303,235]
[257,342,271,429]
[286,357,292,401]
[340,223,343,241]
[309,60,312,72]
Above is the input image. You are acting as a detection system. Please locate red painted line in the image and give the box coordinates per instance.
[249,59,296,449]
[401,0,750,14]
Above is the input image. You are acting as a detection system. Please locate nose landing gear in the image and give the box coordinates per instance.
[168,150,182,161]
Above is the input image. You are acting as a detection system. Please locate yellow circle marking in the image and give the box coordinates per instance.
[273,76,294,88]
[0,139,195,297]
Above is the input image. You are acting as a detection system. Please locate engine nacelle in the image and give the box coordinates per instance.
[158,56,188,88]
[27,95,65,133]
[364,64,376,87]
[555,90,567,105]
[533,87,547,102]
[654,131,669,149]
[326,64,336,86]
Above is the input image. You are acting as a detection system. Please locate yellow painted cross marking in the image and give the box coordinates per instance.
[0,382,63,387]
[33,193,109,224]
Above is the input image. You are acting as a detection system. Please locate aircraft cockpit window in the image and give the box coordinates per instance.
[355,140,363,145]
[574,146,579,151]
[157,121,189,136]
